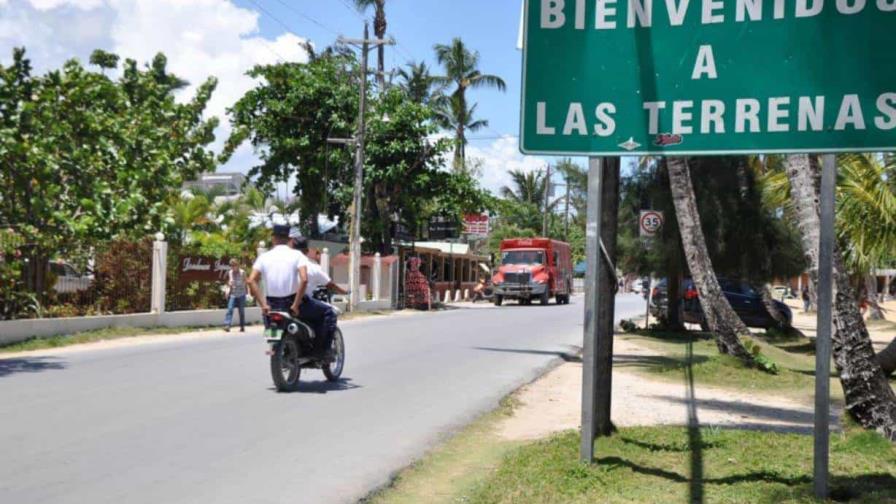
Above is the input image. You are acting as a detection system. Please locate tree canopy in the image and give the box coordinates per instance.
[0,47,218,294]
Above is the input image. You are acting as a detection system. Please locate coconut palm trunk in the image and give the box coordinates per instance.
[879,337,896,376]
[667,158,755,362]
[784,154,896,441]
[761,284,790,327]
[865,274,886,321]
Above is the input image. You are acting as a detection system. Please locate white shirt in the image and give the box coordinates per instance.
[252,245,309,297]
[305,261,331,294]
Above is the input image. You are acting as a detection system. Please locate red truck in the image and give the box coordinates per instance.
[491,238,573,306]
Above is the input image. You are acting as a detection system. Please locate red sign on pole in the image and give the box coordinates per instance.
[463,213,490,236]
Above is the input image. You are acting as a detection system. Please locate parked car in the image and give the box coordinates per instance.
[771,285,791,301]
[50,261,93,294]
[492,238,573,306]
[650,277,792,329]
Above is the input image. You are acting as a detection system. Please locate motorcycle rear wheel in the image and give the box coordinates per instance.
[271,338,302,392]
[322,328,345,382]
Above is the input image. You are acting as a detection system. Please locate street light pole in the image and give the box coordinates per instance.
[335,23,394,312]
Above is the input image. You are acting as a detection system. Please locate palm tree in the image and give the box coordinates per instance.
[667,158,756,363]
[354,0,388,90]
[166,194,213,246]
[397,61,441,104]
[499,169,554,234]
[783,154,896,441]
[500,169,547,209]
[433,38,506,170]
[757,153,896,320]
[434,94,489,162]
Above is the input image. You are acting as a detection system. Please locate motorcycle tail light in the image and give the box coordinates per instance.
[684,287,699,300]
[271,313,284,322]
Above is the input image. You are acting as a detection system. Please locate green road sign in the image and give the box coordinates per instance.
[520,0,896,156]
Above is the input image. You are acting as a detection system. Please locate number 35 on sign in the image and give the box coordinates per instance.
[640,211,664,238]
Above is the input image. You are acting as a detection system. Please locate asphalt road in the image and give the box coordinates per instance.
[0,294,645,504]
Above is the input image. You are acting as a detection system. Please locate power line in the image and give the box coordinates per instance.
[267,0,341,36]
[336,0,365,22]
[246,0,297,37]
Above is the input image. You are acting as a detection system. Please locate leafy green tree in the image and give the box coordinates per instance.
[433,38,506,169]
[88,49,119,72]
[224,55,359,236]
[363,88,490,252]
[0,48,218,298]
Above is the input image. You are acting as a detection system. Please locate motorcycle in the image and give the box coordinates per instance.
[264,306,345,392]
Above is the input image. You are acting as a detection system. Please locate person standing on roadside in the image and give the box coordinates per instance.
[224,259,247,332]
[801,284,811,313]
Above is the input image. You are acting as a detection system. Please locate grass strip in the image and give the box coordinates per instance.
[465,426,895,504]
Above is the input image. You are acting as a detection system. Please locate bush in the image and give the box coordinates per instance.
[619,319,639,333]
[92,239,153,314]
[743,337,779,374]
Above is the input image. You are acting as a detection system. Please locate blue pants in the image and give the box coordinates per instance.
[225,295,246,329]
[265,295,296,328]
[265,295,337,353]
[300,295,338,353]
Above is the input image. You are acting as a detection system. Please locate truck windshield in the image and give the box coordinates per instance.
[502,250,544,265]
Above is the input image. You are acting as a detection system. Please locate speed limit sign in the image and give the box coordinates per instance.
[639,211,664,238]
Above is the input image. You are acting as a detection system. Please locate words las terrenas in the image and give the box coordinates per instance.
[533,0,896,138]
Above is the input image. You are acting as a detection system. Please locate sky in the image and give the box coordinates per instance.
[0,0,570,194]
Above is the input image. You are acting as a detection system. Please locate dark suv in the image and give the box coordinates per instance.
[650,278,792,329]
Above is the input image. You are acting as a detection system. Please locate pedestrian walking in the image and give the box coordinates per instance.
[224,259,247,332]
[801,284,811,313]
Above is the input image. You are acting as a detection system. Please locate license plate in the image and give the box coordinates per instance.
[264,328,283,341]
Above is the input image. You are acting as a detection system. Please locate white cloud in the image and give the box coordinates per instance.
[0,0,310,174]
[28,0,103,10]
[466,136,549,195]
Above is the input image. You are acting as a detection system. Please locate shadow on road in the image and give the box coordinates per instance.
[471,346,582,363]
[270,378,362,394]
[0,357,66,378]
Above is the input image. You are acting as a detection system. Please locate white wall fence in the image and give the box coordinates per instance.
[0,308,266,346]
[0,239,394,346]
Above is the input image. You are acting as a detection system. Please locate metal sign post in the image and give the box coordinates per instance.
[814,154,837,498]
[580,156,602,462]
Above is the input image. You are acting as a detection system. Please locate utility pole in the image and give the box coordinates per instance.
[332,24,394,312]
[564,172,571,241]
[542,163,552,236]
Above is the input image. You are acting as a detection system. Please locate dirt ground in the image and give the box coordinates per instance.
[497,337,838,441]
[786,298,896,351]
[498,298,896,443]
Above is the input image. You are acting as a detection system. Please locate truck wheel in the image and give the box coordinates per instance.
[494,295,503,307]
[540,291,550,305]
